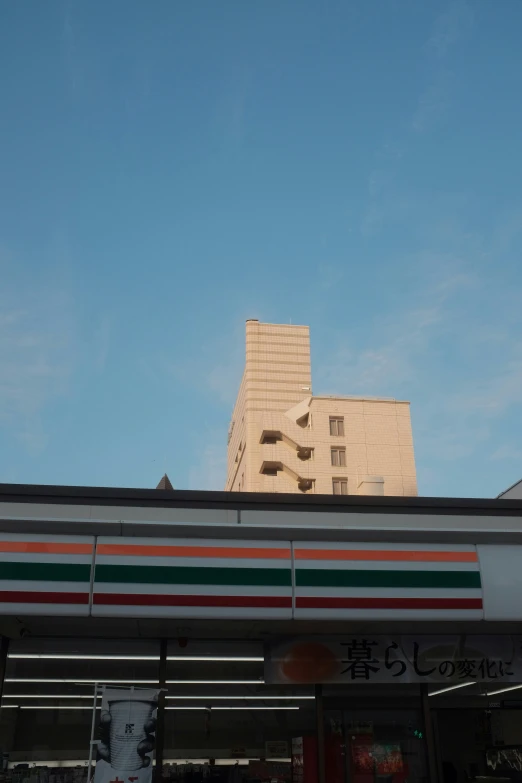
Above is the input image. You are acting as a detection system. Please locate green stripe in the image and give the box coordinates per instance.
[296,569,481,589]
[0,562,91,583]
[96,564,292,587]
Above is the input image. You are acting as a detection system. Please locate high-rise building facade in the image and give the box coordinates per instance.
[225,320,417,496]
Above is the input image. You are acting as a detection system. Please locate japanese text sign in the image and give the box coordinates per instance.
[265,636,522,684]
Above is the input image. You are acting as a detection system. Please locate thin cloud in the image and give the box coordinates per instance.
[0,288,74,453]
[426,0,474,59]
[316,304,442,396]
[448,357,522,417]
[413,0,474,133]
[491,445,522,462]
[163,347,243,407]
[316,263,345,292]
[362,140,405,236]
[491,205,522,256]
[316,264,470,396]
[63,2,79,96]
[160,321,245,407]
[412,72,451,133]
[187,437,228,491]
[93,315,112,372]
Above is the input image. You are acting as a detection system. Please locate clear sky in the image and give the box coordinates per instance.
[1,0,522,498]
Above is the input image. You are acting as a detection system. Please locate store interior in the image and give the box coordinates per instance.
[2,632,522,783]
[0,637,312,783]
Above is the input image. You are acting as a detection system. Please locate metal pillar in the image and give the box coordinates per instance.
[0,636,9,700]
[154,639,168,783]
[87,682,99,783]
[315,684,326,783]
[421,684,439,783]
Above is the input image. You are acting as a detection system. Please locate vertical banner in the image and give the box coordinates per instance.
[94,688,159,783]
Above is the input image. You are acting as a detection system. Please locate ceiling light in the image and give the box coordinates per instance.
[8,654,263,663]
[10,705,296,712]
[487,684,522,696]
[3,694,310,702]
[164,759,291,765]
[165,695,312,700]
[428,682,475,696]
[9,654,159,661]
[2,695,100,700]
[167,656,263,662]
[166,680,264,685]
[5,679,263,686]
[6,679,157,685]
[165,706,298,711]
[18,706,96,711]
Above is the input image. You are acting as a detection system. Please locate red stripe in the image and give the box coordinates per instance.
[0,591,89,605]
[296,597,483,610]
[94,593,291,608]
[294,549,477,563]
[98,544,290,559]
[0,542,92,555]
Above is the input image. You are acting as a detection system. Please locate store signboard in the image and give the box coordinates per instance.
[265,741,289,759]
[265,635,522,684]
[94,688,159,783]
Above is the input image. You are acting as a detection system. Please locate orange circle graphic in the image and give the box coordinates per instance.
[281,642,338,683]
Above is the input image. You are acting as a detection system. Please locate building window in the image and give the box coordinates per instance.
[331,447,346,467]
[329,417,344,436]
[332,478,348,495]
[263,467,278,476]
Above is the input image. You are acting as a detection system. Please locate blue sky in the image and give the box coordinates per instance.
[1,0,522,498]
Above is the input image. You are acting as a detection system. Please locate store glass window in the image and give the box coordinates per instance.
[0,637,321,783]
[323,684,428,783]
[164,640,316,782]
[0,638,161,781]
[431,685,522,780]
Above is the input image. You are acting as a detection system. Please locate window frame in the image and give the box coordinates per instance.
[329,417,345,437]
[330,447,346,467]
[332,478,348,495]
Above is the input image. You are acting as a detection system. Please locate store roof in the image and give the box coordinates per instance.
[1,481,522,514]
[498,478,522,499]
[156,473,174,491]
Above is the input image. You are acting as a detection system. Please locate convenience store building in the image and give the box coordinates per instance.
[1,483,522,783]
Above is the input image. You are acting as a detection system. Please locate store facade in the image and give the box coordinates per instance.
[1,484,522,783]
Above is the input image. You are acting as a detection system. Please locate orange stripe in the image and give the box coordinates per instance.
[0,542,92,555]
[97,544,291,559]
[294,549,478,563]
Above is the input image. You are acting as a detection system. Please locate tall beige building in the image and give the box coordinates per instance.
[225,320,417,496]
